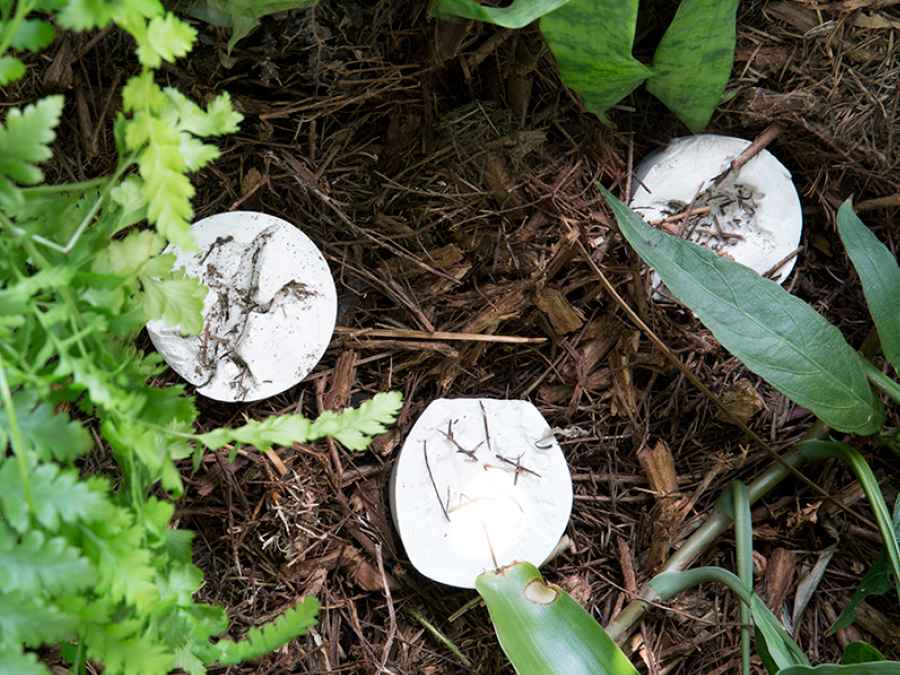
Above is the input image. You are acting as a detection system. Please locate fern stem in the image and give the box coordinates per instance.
[0,356,35,513]
[0,0,36,58]
[62,152,137,254]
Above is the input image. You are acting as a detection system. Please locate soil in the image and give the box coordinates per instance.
[26,0,900,672]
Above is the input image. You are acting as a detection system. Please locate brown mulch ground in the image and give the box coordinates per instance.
[28,0,900,672]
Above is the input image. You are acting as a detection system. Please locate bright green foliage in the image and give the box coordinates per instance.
[166,0,321,53]
[0,97,64,207]
[601,186,885,434]
[197,597,320,665]
[430,0,736,131]
[0,2,401,674]
[476,562,639,675]
[835,199,900,371]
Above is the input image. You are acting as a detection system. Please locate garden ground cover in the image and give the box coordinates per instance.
[20,0,900,671]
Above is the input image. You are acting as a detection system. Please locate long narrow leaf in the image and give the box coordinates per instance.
[645,0,738,132]
[835,199,900,371]
[476,562,639,675]
[601,186,885,434]
[539,0,652,119]
[780,664,900,674]
[797,440,900,603]
[429,0,572,29]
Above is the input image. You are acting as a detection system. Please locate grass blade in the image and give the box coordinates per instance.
[645,0,738,131]
[835,199,900,372]
[601,186,885,434]
[476,562,639,675]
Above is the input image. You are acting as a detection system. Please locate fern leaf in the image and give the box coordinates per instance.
[0,591,76,647]
[0,462,109,533]
[0,644,51,675]
[199,597,320,666]
[0,389,92,462]
[199,414,314,453]
[0,524,96,595]
[82,619,177,675]
[309,391,403,451]
[0,96,64,206]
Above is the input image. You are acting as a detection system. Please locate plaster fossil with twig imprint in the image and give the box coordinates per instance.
[147,212,337,402]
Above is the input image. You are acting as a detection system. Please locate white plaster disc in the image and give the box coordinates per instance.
[146,212,337,402]
[630,134,802,284]
[390,399,573,589]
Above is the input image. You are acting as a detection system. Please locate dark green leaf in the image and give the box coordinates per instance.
[645,0,738,132]
[780,664,900,674]
[540,0,652,119]
[751,595,810,673]
[476,562,639,675]
[843,642,887,664]
[429,0,572,29]
[835,199,900,371]
[602,187,885,434]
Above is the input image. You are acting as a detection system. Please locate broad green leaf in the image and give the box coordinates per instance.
[476,562,639,675]
[430,0,571,29]
[843,642,886,664]
[168,0,321,52]
[601,187,885,434]
[645,0,738,132]
[540,0,651,120]
[780,665,900,674]
[835,199,900,371]
[198,597,320,665]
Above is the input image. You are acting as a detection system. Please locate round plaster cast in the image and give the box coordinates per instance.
[390,398,573,589]
[146,211,337,402]
[630,134,802,284]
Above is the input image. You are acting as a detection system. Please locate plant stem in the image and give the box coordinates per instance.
[0,0,36,58]
[862,359,900,405]
[0,356,35,513]
[62,154,136,254]
[405,606,473,668]
[605,441,820,643]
